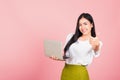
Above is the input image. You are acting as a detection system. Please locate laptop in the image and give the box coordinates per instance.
[43,39,63,60]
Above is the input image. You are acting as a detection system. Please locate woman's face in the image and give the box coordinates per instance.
[79,17,93,36]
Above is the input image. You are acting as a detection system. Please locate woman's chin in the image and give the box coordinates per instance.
[82,32,88,35]
[82,32,91,36]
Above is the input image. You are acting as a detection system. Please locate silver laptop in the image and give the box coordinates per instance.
[43,40,63,60]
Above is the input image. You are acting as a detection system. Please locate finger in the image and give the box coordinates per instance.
[96,32,100,36]
[53,56,56,59]
[89,36,93,41]
[52,56,54,58]
[90,36,93,39]
[94,37,99,42]
[89,37,93,42]
[53,56,59,60]
[91,36,97,41]
[93,37,98,40]
[96,32,101,40]
[90,36,96,41]
[51,56,56,59]
[49,56,53,59]
[55,57,59,60]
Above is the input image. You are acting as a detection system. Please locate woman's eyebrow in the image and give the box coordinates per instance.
[79,20,88,25]
[84,20,88,23]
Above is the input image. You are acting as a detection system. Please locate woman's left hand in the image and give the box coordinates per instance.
[89,37,100,51]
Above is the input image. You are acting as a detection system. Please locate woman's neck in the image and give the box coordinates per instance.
[81,34,91,40]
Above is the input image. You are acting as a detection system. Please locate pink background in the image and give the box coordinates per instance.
[0,0,120,80]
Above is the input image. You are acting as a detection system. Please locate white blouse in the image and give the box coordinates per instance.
[65,33,103,66]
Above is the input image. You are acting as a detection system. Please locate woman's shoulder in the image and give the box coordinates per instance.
[65,33,74,41]
[66,33,74,38]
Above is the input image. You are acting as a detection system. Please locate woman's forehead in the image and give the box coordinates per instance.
[79,18,89,23]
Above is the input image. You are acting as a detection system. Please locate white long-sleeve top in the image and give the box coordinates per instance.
[65,33,103,65]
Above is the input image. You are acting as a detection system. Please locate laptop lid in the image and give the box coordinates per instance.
[43,39,63,60]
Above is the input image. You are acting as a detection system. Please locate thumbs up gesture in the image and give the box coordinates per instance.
[89,37,100,52]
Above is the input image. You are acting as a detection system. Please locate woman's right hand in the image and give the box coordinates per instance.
[49,56,59,60]
[49,56,65,61]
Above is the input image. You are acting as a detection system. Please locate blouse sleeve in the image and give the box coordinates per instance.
[92,41,103,57]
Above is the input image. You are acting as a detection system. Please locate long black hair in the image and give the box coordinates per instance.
[63,13,96,59]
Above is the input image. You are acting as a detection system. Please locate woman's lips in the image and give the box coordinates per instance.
[81,29,87,33]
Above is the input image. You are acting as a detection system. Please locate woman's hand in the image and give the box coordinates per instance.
[89,37,100,52]
[49,56,59,60]
[49,56,65,61]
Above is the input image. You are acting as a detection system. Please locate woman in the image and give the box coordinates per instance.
[50,13,103,80]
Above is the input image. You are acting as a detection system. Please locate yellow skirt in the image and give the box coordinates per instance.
[61,64,89,80]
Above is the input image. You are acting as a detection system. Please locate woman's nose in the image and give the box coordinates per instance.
[81,25,85,28]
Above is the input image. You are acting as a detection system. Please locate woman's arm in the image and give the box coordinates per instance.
[89,37,100,52]
[89,37,103,57]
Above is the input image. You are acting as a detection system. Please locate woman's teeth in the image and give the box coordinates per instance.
[82,29,87,33]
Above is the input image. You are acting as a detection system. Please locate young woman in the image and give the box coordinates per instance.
[50,13,103,80]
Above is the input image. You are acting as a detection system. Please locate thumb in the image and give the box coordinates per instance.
[96,32,101,37]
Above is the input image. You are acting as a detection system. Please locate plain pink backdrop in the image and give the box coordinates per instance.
[0,0,120,80]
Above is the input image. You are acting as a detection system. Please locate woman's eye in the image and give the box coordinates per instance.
[84,23,87,25]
